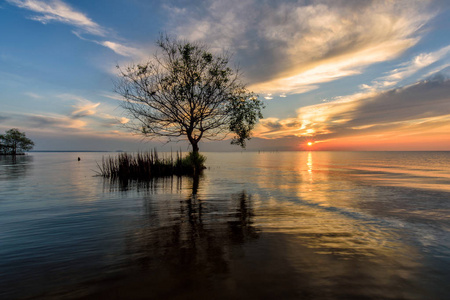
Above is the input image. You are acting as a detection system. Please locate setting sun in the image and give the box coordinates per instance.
[307,142,313,146]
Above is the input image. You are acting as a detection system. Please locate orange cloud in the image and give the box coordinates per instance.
[255,75,450,150]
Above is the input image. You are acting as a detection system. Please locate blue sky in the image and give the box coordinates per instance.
[1,0,450,151]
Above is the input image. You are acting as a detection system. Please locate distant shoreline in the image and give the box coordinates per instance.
[29,150,118,153]
[27,150,450,153]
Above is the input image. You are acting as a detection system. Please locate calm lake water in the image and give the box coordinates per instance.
[1,151,449,299]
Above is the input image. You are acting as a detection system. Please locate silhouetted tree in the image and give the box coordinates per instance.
[0,128,34,155]
[115,35,264,154]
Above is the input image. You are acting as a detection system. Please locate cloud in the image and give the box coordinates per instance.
[168,0,434,95]
[30,114,87,130]
[56,93,99,117]
[0,112,88,131]
[421,64,450,79]
[119,117,129,124]
[336,76,450,130]
[256,74,450,144]
[96,112,130,127]
[55,93,131,129]
[7,0,106,36]
[100,92,124,102]
[7,0,142,57]
[99,41,143,58]
[258,117,302,137]
[71,102,100,118]
[0,107,131,136]
[27,115,61,127]
[165,0,257,51]
[364,45,450,90]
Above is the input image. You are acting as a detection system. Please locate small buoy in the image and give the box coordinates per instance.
[78,157,81,161]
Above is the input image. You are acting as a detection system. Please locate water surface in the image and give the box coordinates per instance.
[0,151,449,299]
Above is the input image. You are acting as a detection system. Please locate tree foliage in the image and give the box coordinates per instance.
[115,35,264,153]
[0,128,34,155]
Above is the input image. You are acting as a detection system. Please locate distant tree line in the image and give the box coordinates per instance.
[0,128,34,155]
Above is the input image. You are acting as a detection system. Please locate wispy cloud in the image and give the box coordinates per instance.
[421,64,450,79]
[56,93,130,128]
[0,105,129,136]
[7,0,142,57]
[363,45,450,90]
[24,92,43,99]
[168,0,434,95]
[56,94,101,118]
[99,92,125,102]
[99,41,143,58]
[71,102,100,118]
[0,111,88,131]
[6,0,106,36]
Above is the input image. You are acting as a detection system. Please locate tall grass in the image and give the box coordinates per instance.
[96,150,205,179]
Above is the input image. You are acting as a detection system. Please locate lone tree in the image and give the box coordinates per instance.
[0,128,34,155]
[116,35,264,154]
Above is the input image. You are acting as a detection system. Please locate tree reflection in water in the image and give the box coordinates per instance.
[127,175,258,273]
[93,175,261,298]
[0,155,33,180]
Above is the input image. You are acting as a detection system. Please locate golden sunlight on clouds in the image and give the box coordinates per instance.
[67,119,87,129]
[171,0,433,96]
[71,102,100,117]
[255,76,450,150]
[248,0,431,95]
[257,92,374,139]
[250,34,421,95]
[119,117,130,124]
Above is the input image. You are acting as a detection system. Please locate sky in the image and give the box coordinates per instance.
[1,0,449,151]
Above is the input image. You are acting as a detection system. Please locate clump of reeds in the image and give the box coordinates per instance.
[96,149,206,179]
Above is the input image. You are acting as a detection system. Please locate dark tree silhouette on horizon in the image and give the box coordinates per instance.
[0,128,34,155]
[115,35,264,154]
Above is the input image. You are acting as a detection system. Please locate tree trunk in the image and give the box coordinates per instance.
[187,132,199,155]
[191,141,199,154]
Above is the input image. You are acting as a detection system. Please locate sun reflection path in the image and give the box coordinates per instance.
[307,151,313,190]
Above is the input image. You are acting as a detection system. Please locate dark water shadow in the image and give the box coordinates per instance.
[0,155,33,180]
